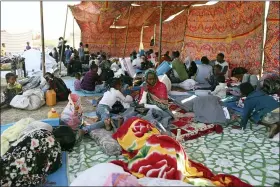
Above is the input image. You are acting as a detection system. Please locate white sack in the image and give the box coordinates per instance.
[10,89,45,110]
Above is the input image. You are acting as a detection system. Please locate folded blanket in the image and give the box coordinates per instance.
[111,117,251,187]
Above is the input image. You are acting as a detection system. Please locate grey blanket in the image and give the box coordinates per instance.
[121,107,173,132]
[173,95,226,123]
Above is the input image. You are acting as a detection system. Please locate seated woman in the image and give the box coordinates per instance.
[231,67,259,89]
[67,51,82,76]
[235,82,279,138]
[138,69,168,110]
[194,56,213,85]
[80,64,106,93]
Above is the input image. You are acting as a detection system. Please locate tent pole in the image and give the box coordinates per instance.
[73,16,75,49]
[158,1,163,63]
[181,8,190,57]
[40,1,46,76]
[139,25,144,51]
[59,5,69,74]
[123,6,132,58]
[114,28,116,56]
[260,1,267,77]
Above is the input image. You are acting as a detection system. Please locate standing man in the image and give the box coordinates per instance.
[26,42,31,50]
[78,42,84,63]
[64,45,72,66]
[215,53,229,79]
[1,43,6,56]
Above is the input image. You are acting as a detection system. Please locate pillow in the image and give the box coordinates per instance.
[158,74,171,91]
[138,177,194,186]
[89,129,121,156]
[104,173,142,186]
[70,163,128,186]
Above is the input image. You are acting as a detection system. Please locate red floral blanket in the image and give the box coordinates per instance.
[169,103,223,141]
[112,117,251,187]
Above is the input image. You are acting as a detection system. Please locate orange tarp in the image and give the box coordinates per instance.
[70,1,272,73]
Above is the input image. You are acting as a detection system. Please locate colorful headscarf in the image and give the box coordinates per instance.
[145,69,158,85]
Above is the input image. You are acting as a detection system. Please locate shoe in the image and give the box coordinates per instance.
[269,124,279,138]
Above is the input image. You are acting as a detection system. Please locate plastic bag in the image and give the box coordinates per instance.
[178,79,196,90]
[60,94,83,130]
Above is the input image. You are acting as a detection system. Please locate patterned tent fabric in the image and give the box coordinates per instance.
[70,1,276,74]
[70,1,197,57]
[264,1,280,74]
[182,1,265,73]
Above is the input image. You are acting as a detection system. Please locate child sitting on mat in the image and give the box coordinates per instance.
[1,73,23,108]
[80,64,105,93]
[206,64,222,91]
[80,78,134,134]
[74,72,82,91]
[211,75,227,99]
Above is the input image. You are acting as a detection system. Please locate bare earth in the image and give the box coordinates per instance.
[0,96,99,125]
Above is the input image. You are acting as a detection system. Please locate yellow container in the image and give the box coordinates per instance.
[48,108,60,118]
[46,89,56,106]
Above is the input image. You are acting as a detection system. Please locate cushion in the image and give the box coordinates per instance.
[89,129,121,156]
[138,177,194,186]
[70,163,128,186]
[158,74,171,91]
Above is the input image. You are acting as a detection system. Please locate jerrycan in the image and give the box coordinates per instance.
[48,108,60,118]
[46,89,56,106]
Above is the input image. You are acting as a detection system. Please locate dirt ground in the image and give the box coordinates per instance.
[0,77,100,125]
[0,95,99,125]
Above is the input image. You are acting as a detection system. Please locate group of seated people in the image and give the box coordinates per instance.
[72,49,279,140]
[1,47,280,187]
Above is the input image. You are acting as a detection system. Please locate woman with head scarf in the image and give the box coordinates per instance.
[139,69,168,110]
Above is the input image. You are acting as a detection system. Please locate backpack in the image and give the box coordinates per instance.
[48,77,70,101]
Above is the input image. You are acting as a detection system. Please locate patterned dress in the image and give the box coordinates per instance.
[1,129,62,187]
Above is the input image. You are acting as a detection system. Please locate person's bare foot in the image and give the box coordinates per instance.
[117,117,124,128]
[269,124,279,138]
[105,119,112,131]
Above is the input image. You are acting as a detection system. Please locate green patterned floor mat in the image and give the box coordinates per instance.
[68,125,279,185]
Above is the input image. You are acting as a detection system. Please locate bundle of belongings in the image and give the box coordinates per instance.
[0,55,25,71]
[0,118,76,187]
[1,74,49,110]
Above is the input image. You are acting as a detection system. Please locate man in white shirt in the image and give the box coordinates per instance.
[215,53,229,79]
[132,54,143,68]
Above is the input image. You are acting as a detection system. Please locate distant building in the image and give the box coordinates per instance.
[1,30,33,55]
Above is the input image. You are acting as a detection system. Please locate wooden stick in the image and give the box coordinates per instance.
[59,6,69,74]
[73,16,75,49]
[123,6,132,58]
[158,1,163,63]
[40,1,46,76]
[260,2,267,77]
